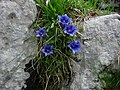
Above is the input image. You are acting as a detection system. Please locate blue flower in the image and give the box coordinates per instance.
[64,24,78,36]
[60,23,68,29]
[41,45,53,56]
[58,14,71,28]
[58,14,71,23]
[68,41,80,54]
[36,28,46,38]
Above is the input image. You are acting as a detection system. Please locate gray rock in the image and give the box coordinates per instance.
[0,0,37,90]
[101,0,120,9]
[69,14,120,90]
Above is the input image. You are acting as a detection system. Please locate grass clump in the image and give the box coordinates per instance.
[97,64,120,90]
[31,0,82,90]
[33,0,114,29]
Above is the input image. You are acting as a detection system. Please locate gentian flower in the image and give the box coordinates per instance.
[60,23,68,29]
[58,14,71,28]
[41,45,53,56]
[64,24,78,36]
[36,28,46,38]
[68,41,80,54]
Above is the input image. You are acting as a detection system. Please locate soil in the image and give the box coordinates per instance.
[22,60,39,90]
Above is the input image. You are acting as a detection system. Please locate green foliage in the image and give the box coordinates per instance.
[32,0,78,90]
[97,64,120,90]
[34,0,69,29]
[33,0,113,30]
[29,0,114,90]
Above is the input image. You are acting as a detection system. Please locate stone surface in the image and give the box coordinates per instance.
[0,0,37,90]
[69,14,120,90]
[101,0,120,10]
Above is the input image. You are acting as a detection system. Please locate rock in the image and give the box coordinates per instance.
[101,0,120,13]
[0,0,37,90]
[69,14,120,90]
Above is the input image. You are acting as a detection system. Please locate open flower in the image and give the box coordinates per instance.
[58,14,71,28]
[36,28,46,38]
[64,24,78,36]
[58,14,71,23]
[41,45,53,56]
[68,41,80,54]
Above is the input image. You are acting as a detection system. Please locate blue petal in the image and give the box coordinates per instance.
[68,41,80,53]
[36,31,41,37]
[72,49,76,54]
[60,23,68,29]
[64,24,78,36]
[58,15,62,22]
[36,28,46,38]
[41,45,53,56]
[58,14,71,23]
[64,14,72,23]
